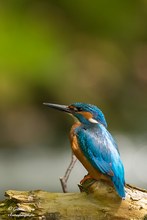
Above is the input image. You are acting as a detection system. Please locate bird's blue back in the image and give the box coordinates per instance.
[75,123,125,198]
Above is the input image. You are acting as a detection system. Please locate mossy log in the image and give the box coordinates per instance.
[0,180,147,220]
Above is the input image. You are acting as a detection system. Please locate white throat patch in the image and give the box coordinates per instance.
[88,118,98,124]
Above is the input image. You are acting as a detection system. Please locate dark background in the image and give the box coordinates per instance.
[0,0,147,199]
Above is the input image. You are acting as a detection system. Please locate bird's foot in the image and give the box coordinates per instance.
[80,174,94,185]
[79,175,97,193]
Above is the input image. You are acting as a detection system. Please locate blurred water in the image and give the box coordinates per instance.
[0,135,146,200]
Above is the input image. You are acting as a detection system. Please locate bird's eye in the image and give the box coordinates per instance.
[69,105,82,112]
[77,107,83,112]
[69,106,78,112]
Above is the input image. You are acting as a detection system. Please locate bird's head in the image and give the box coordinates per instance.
[43,102,107,127]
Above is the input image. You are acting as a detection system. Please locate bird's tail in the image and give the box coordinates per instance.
[111,175,125,199]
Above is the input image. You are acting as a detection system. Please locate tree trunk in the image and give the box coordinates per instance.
[0,180,147,220]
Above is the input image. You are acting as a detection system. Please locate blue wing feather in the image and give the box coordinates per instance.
[75,124,125,198]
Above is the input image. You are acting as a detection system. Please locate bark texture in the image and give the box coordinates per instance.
[0,180,147,220]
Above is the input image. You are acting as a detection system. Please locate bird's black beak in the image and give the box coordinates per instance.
[43,103,72,113]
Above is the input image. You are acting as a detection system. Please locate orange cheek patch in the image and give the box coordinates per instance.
[78,111,93,120]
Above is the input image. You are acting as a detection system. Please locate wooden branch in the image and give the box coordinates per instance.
[60,153,77,193]
[0,180,147,220]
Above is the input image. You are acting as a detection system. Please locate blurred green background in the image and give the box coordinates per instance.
[0,0,147,199]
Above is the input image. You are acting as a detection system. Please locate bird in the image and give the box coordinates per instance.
[43,102,125,199]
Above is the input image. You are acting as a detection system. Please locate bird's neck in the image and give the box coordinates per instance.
[71,121,100,132]
[69,122,81,141]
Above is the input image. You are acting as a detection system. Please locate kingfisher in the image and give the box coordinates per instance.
[44,102,125,199]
